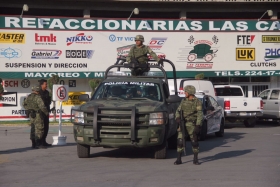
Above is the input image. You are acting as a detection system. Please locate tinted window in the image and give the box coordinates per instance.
[92,81,163,101]
[216,87,243,96]
[258,90,270,100]
[209,96,218,108]
[270,90,279,100]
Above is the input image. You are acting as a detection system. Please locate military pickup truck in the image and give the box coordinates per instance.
[71,59,181,159]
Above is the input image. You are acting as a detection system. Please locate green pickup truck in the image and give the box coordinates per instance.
[71,59,181,159]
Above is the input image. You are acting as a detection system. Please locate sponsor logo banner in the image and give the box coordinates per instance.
[35,33,56,45]
[237,35,255,45]
[66,33,93,46]
[31,49,62,59]
[264,48,280,61]
[0,32,25,43]
[0,92,17,107]
[0,47,22,59]
[262,35,280,43]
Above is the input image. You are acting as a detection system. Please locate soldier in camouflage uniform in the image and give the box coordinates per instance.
[174,85,203,165]
[126,35,164,76]
[23,84,49,149]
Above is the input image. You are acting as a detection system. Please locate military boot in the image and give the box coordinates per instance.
[42,138,52,147]
[36,139,47,149]
[193,153,200,165]
[31,139,36,149]
[174,152,182,165]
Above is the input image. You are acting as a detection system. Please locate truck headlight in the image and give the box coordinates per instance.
[73,111,84,123]
[149,112,165,125]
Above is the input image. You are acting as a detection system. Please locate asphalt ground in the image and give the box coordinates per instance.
[0,122,280,187]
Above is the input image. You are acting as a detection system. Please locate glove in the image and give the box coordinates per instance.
[195,125,201,134]
[158,59,164,67]
[176,117,180,124]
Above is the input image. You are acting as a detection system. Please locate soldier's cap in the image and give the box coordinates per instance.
[32,84,41,92]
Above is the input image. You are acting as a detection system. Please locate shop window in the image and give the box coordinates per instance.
[251,77,270,82]
[230,77,250,82]
[253,85,269,97]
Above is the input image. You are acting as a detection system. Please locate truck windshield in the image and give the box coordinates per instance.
[92,81,163,101]
[216,87,243,96]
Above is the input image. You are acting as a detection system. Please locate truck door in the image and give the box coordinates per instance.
[266,89,280,118]
[258,90,271,118]
[163,83,176,137]
[204,96,215,133]
[209,96,222,132]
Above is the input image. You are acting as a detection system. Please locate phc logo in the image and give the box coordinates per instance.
[148,37,167,50]
[66,33,93,46]
[31,49,62,59]
[264,48,280,61]
[0,47,22,59]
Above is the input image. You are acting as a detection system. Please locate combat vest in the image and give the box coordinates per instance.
[25,93,40,111]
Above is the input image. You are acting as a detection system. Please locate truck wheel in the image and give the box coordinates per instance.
[167,132,177,150]
[215,118,225,137]
[77,143,90,158]
[243,118,256,128]
[154,141,167,159]
[199,121,207,141]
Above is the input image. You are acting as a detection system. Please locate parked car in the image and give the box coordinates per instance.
[258,88,280,119]
[195,92,225,141]
[214,85,263,127]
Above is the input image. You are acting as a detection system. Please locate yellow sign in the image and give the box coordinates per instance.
[262,35,280,43]
[62,91,86,106]
[236,48,255,61]
[0,32,26,44]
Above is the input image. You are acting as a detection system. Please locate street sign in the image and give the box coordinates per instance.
[52,84,69,101]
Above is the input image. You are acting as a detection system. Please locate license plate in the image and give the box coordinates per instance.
[240,112,247,116]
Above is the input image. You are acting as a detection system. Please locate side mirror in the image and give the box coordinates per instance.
[79,94,90,102]
[206,106,215,111]
[166,95,181,103]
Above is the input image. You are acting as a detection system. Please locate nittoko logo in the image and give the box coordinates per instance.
[35,33,56,45]
[31,49,62,59]
[66,33,93,46]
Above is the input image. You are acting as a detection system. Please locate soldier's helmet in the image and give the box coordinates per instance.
[184,85,196,95]
[135,35,144,42]
[33,84,41,92]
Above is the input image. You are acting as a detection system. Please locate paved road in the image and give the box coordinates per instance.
[0,122,280,187]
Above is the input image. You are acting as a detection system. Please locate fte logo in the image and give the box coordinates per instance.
[66,50,94,59]
[66,33,93,46]
[0,32,25,44]
[236,48,255,61]
[31,49,62,59]
[148,37,167,50]
[237,35,255,45]
[35,33,56,45]
[265,48,280,61]
[0,47,22,59]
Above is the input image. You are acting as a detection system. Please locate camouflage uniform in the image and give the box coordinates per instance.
[23,85,49,148]
[174,85,203,165]
[126,35,161,76]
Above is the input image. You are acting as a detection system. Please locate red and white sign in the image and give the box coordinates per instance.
[52,84,69,101]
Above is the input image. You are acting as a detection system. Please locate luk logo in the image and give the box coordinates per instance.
[237,35,255,45]
[0,32,25,44]
[236,48,255,61]
[264,48,280,61]
[31,49,62,59]
[0,47,22,59]
[262,35,280,43]
[35,33,56,45]
[65,50,94,59]
[66,33,93,46]
[148,37,167,50]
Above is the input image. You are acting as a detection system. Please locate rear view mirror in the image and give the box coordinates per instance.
[166,95,181,103]
[79,94,90,101]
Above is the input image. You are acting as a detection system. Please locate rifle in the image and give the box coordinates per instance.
[179,110,187,156]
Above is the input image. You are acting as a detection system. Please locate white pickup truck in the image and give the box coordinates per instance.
[214,85,263,127]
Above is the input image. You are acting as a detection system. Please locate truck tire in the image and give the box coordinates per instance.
[167,132,177,149]
[215,118,225,137]
[77,143,90,158]
[243,118,256,128]
[154,141,167,159]
[199,121,207,141]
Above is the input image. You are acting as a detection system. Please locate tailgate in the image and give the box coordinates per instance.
[226,98,262,112]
